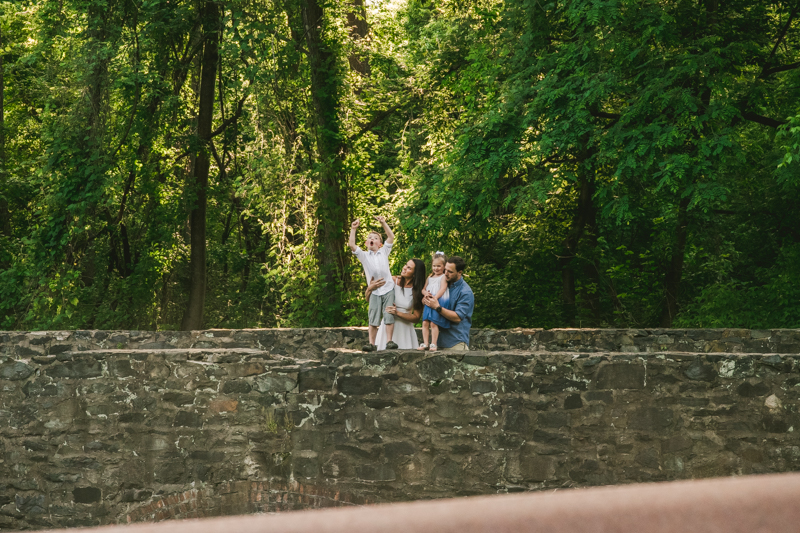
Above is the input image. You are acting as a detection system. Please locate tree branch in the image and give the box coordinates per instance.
[760,3,800,78]
[110,23,142,160]
[109,90,139,159]
[762,61,800,77]
[349,98,416,143]
[741,110,787,128]
[172,97,247,164]
[173,23,205,95]
[209,139,225,174]
[114,170,137,225]
[590,110,621,120]
[209,94,247,138]
[240,11,309,55]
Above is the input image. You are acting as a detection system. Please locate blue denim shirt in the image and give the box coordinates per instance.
[437,277,474,348]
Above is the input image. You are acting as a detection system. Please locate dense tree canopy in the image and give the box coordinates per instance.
[0,0,799,330]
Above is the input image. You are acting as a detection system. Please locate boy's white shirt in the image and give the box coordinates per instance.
[352,242,395,296]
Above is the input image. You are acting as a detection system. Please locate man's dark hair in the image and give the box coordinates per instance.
[447,256,466,273]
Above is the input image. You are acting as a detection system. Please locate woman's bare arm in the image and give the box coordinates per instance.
[391,306,422,323]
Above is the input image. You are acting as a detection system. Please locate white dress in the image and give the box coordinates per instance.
[376,284,420,350]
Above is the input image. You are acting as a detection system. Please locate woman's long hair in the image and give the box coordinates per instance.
[398,258,427,311]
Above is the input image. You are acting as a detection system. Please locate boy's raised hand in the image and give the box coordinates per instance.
[348,219,360,251]
[374,215,394,244]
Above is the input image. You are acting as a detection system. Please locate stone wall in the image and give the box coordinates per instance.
[1,329,800,530]
[3,327,800,360]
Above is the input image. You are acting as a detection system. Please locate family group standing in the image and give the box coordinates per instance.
[348,216,474,352]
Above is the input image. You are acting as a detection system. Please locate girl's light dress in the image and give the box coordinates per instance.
[376,284,420,350]
[422,274,450,328]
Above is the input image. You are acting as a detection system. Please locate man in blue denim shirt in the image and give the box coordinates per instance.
[422,256,474,351]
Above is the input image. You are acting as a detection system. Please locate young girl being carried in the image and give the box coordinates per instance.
[418,252,450,351]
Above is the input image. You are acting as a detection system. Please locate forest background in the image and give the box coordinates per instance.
[1,0,799,331]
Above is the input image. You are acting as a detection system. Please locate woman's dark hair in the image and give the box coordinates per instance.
[399,258,427,311]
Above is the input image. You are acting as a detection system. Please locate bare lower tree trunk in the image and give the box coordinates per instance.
[560,171,596,327]
[302,0,349,325]
[657,0,713,327]
[660,196,690,327]
[181,0,219,331]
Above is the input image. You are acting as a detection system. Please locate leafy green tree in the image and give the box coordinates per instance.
[1,0,798,331]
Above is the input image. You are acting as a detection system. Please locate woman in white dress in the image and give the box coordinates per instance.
[366,258,426,350]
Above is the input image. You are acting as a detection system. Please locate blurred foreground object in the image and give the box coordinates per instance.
[44,472,800,533]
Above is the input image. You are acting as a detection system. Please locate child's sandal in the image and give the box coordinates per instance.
[417,344,428,351]
[429,344,438,352]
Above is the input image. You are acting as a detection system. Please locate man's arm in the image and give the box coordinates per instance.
[423,292,461,323]
[348,219,360,252]
[451,288,474,324]
[375,215,394,245]
[424,287,473,324]
[437,305,461,324]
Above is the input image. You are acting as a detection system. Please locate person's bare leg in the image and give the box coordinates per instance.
[386,323,394,342]
[369,325,378,345]
[431,323,439,349]
[422,321,430,345]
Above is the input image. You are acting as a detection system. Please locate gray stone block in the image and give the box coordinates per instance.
[338,376,383,395]
[737,381,770,397]
[596,363,645,389]
[628,407,674,431]
[417,356,454,381]
[0,362,33,381]
[173,411,203,427]
[298,367,333,391]
[685,359,716,381]
[356,463,396,481]
[564,394,583,409]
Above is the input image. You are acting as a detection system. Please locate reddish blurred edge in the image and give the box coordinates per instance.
[41,472,800,533]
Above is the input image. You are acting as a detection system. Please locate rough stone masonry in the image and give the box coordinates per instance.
[1,328,800,530]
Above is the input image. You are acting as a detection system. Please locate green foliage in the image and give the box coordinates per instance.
[394,0,800,328]
[1,0,799,330]
[675,244,800,329]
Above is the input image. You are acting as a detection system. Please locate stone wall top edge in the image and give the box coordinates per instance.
[1,327,797,334]
[0,327,371,334]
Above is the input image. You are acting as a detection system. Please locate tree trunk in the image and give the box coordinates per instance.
[302,0,348,325]
[84,8,109,152]
[657,0,715,327]
[0,25,9,239]
[580,230,603,326]
[560,257,577,326]
[346,0,370,75]
[181,0,219,331]
[660,196,690,327]
[560,170,596,327]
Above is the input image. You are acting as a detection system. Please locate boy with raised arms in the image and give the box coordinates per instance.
[349,216,398,351]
